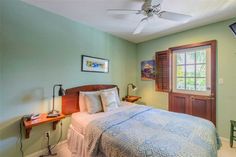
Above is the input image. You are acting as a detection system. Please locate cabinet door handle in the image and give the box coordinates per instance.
[190,96,214,100]
[208,97,215,100]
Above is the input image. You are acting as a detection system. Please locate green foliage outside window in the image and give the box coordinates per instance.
[176,51,207,91]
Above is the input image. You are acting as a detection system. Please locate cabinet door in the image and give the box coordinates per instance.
[190,95,212,121]
[169,93,190,114]
[169,93,214,124]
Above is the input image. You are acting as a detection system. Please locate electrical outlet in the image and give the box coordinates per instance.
[45,131,50,138]
[219,78,224,85]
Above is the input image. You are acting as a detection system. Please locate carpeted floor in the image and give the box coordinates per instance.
[30,139,236,157]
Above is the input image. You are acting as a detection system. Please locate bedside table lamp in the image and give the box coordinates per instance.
[126,83,137,97]
[48,84,65,115]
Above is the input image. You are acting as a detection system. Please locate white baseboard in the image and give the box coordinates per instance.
[220,137,230,142]
[26,140,67,157]
[220,137,236,145]
[26,137,235,156]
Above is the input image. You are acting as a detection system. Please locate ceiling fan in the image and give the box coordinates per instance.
[107,0,191,34]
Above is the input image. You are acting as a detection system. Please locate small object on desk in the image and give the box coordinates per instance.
[47,113,60,118]
[230,120,236,147]
[123,96,141,103]
[31,113,40,120]
[23,113,41,121]
[23,113,65,139]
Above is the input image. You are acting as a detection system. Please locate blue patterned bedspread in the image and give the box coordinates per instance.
[85,105,221,157]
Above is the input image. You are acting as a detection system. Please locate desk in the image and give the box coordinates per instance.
[23,113,65,139]
[122,96,141,103]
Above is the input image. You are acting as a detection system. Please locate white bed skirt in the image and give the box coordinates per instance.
[67,125,87,157]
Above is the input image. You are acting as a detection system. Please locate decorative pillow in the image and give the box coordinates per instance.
[100,87,120,106]
[84,93,102,114]
[100,90,119,112]
[79,91,99,112]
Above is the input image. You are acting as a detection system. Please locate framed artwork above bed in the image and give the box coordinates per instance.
[81,55,109,73]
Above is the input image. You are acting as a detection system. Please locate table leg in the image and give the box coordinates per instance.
[230,123,233,148]
[25,128,32,139]
[52,121,59,130]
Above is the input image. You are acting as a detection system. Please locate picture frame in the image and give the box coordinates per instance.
[141,60,156,80]
[81,55,109,73]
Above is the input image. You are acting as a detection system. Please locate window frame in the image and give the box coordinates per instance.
[172,46,211,96]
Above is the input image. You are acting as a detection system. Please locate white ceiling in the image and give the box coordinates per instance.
[22,0,236,43]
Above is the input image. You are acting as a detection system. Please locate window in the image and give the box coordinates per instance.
[172,46,211,96]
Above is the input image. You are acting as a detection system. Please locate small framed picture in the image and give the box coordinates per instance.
[81,55,109,73]
[141,60,156,80]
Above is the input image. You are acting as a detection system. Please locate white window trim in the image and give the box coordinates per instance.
[172,46,211,96]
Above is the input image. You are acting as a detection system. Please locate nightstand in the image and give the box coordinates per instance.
[23,113,65,139]
[122,96,141,103]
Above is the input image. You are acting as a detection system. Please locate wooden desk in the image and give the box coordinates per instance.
[23,113,65,139]
[123,96,141,103]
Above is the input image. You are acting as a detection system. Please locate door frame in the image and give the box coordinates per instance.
[168,40,217,125]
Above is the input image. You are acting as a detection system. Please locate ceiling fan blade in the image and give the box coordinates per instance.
[151,0,163,6]
[133,18,148,35]
[159,11,191,22]
[107,9,141,15]
[145,0,163,6]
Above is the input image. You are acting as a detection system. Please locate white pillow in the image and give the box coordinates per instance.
[100,90,119,112]
[100,87,120,105]
[79,91,99,112]
[84,93,103,114]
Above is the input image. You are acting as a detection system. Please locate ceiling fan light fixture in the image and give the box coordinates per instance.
[107,0,192,35]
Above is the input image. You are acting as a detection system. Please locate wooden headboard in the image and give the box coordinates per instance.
[62,84,119,115]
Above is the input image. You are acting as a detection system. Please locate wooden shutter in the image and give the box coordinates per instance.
[155,50,170,92]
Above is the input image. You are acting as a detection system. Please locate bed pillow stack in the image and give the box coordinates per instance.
[84,92,103,114]
[100,88,120,112]
[79,91,99,112]
[79,87,120,114]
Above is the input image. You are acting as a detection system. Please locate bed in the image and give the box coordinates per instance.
[62,84,221,157]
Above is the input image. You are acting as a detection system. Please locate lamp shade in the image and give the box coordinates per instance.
[229,22,236,37]
[127,83,137,97]
[131,84,137,91]
[58,86,65,96]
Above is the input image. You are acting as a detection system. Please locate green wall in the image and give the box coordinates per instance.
[136,18,236,138]
[0,0,137,156]
[1,0,236,156]
[0,0,3,153]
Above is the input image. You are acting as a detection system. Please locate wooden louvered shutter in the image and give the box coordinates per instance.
[155,50,170,92]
